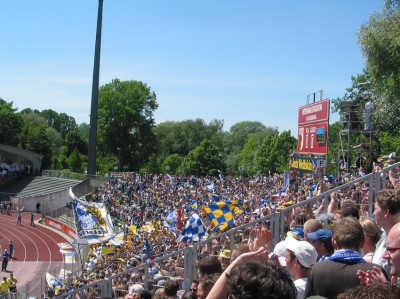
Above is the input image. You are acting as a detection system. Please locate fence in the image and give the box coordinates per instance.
[38,162,398,298]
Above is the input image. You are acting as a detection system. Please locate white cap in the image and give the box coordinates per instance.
[270,240,287,266]
[285,236,318,268]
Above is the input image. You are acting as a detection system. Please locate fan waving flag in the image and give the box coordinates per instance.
[179,213,206,242]
[163,209,178,236]
[203,200,246,232]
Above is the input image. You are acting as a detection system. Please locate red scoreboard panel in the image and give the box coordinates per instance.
[297,99,330,155]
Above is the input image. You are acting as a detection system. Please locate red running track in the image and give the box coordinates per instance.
[0,211,75,295]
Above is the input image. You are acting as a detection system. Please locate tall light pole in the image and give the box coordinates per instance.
[87,0,104,177]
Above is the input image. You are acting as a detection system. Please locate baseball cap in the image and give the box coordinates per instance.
[307,228,332,241]
[287,227,304,240]
[270,240,287,266]
[286,237,318,268]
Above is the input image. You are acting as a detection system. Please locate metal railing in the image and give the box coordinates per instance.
[35,162,399,298]
[42,170,109,181]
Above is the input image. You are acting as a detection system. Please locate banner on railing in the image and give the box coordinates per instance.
[69,189,116,245]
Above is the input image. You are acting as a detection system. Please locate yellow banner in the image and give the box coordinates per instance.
[290,158,315,172]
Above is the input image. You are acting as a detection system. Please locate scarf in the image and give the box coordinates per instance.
[327,249,365,264]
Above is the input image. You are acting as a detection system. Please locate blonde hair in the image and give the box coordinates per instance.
[360,218,381,246]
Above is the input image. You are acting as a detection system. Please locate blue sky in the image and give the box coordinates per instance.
[0,1,383,134]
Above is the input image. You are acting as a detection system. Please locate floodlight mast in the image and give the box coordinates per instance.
[88,0,104,177]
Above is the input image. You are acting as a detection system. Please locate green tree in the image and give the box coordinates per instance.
[68,148,83,173]
[240,128,279,175]
[223,121,269,174]
[358,6,400,132]
[379,132,400,156]
[178,140,220,176]
[161,154,184,174]
[65,130,88,156]
[19,113,51,169]
[98,79,158,171]
[154,118,224,162]
[255,134,278,175]
[0,99,23,146]
[275,130,297,173]
[41,110,77,138]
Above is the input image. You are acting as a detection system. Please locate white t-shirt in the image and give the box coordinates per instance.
[294,277,307,299]
[371,232,388,274]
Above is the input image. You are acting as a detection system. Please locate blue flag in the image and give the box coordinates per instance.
[180,213,206,242]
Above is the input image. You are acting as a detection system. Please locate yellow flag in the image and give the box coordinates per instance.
[129,225,137,235]
[101,246,115,255]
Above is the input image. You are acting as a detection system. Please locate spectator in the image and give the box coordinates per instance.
[307,228,334,260]
[285,237,318,299]
[371,189,400,274]
[304,217,388,299]
[230,244,249,263]
[337,282,400,299]
[197,256,222,279]
[358,222,400,285]
[197,273,219,299]
[206,248,297,299]
[0,277,10,296]
[303,219,323,242]
[269,240,287,269]
[359,218,381,263]
[164,280,180,298]
[181,290,197,299]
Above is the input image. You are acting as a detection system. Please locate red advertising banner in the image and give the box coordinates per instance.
[297,122,329,154]
[44,217,77,241]
[298,99,330,125]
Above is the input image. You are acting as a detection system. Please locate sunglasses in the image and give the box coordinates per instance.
[190,288,197,292]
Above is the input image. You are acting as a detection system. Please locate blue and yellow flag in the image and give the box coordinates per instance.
[203,200,246,232]
[191,200,198,212]
[210,192,221,202]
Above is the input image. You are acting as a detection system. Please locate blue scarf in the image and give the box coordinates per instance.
[327,249,365,264]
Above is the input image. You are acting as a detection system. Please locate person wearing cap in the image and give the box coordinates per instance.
[285,237,318,299]
[218,249,231,270]
[270,240,288,269]
[304,217,388,299]
[303,219,323,243]
[1,250,9,272]
[287,227,304,241]
[307,228,334,260]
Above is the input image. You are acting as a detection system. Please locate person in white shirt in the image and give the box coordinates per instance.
[285,236,318,299]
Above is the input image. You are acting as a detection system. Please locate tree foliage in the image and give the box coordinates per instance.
[98,79,158,171]
[178,140,221,176]
[358,6,400,132]
[154,119,224,162]
[0,99,23,146]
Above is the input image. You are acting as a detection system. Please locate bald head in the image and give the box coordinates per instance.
[383,222,400,277]
[388,222,400,240]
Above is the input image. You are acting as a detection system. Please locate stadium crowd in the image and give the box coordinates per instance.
[51,155,400,299]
